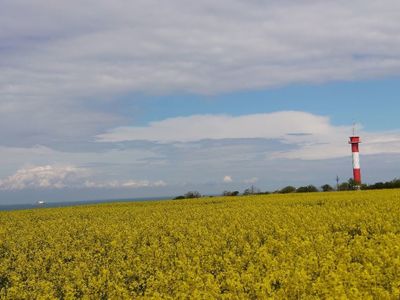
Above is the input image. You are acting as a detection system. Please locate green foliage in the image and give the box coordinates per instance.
[296,185,318,193]
[364,178,400,190]
[321,184,334,192]
[222,191,239,196]
[338,178,356,191]
[1,190,400,298]
[174,191,201,200]
[279,186,296,194]
[184,191,201,199]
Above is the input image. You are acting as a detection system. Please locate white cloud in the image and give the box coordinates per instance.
[84,179,167,189]
[244,177,259,184]
[1,1,400,125]
[223,175,233,183]
[0,164,166,190]
[97,111,400,160]
[0,144,161,172]
[273,130,400,160]
[97,111,339,142]
[1,0,400,155]
[0,165,89,190]
[2,0,400,98]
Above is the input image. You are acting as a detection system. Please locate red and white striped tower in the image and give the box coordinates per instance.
[349,129,361,187]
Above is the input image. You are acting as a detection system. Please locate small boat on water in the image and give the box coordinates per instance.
[36,200,45,205]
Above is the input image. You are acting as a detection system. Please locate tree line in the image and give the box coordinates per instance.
[174,178,400,199]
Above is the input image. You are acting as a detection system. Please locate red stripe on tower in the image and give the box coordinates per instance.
[349,135,361,186]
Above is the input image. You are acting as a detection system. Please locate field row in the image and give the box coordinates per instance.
[1,190,400,298]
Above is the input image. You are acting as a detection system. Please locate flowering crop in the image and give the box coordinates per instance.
[1,190,400,298]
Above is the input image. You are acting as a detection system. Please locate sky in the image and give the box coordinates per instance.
[1,0,400,204]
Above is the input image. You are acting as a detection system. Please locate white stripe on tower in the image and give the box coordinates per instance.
[352,152,360,169]
[349,135,362,185]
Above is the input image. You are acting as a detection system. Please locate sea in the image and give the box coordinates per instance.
[0,196,172,211]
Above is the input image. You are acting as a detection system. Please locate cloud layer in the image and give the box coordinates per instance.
[1,111,400,193]
[0,165,166,191]
[97,111,335,142]
[97,111,400,160]
[1,1,400,201]
[0,165,88,190]
[1,0,400,148]
[2,0,400,98]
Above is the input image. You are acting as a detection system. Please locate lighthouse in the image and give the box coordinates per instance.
[349,130,361,188]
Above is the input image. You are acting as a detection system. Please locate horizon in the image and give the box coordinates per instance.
[1,1,400,204]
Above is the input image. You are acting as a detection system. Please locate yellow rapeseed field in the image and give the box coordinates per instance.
[1,190,400,299]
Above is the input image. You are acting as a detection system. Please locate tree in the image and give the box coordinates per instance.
[347,178,357,190]
[296,185,318,193]
[391,178,400,188]
[338,182,350,191]
[184,191,201,199]
[243,185,261,195]
[321,184,334,192]
[279,186,296,194]
[364,178,400,190]
[223,191,239,196]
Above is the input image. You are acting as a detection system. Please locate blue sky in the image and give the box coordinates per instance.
[1,0,400,204]
[126,77,400,130]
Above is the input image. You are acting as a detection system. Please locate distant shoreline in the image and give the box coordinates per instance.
[0,196,174,211]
